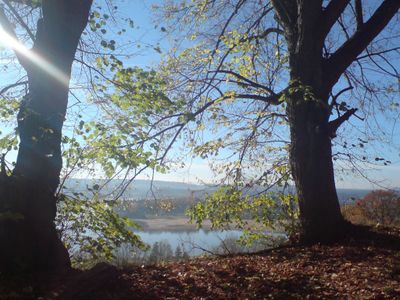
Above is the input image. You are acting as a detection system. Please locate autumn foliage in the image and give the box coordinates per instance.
[342,190,400,227]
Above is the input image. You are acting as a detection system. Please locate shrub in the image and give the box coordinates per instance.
[56,194,148,269]
[187,187,298,245]
[342,190,400,227]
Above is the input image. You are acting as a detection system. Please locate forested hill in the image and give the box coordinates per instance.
[63,178,372,204]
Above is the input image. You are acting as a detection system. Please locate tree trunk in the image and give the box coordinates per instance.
[272,0,400,242]
[287,94,345,242]
[285,55,346,242]
[0,0,92,273]
[271,0,347,243]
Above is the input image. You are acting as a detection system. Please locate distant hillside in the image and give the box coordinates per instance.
[62,178,370,204]
[62,178,213,200]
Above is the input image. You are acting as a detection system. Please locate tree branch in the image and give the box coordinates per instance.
[327,108,357,138]
[354,0,363,31]
[329,86,353,111]
[320,0,350,40]
[324,0,400,89]
[134,89,284,147]
[213,0,246,57]
[234,93,282,105]
[209,69,277,95]
[271,0,297,29]
[0,80,28,96]
[0,4,29,70]
[3,0,35,41]
[8,0,40,8]
[356,46,400,60]
[256,27,284,39]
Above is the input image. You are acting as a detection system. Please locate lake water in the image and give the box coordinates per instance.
[136,229,243,255]
[136,229,286,256]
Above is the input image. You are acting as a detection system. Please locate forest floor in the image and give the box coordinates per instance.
[1,226,400,299]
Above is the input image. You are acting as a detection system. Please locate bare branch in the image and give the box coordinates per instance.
[0,79,28,96]
[234,93,282,105]
[333,86,354,100]
[356,46,400,60]
[208,69,277,95]
[327,108,358,138]
[354,0,363,31]
[325,0,400,89]
[329,85,353,111]
[3,0,35,41]
[256,27,284,39]
[320,0,350,40]
[0,4,29,69]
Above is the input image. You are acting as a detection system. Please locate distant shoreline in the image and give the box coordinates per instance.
[132,217,262,233]
[134,217,213,232]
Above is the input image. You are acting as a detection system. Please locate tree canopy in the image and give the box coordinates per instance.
[141,0,400,240]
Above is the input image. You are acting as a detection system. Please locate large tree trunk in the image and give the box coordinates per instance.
[281,0,345,242]
[285,54,346,242]
[285,54,346,241]
[287,94,345,242]
[0,0,92,273]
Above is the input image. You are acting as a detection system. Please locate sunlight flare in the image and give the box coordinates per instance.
[0,28,70,86]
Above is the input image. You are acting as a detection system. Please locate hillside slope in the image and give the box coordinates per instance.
[2,227,399,300]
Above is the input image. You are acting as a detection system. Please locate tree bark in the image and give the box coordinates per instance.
[286,47,346,242]
[0,0,92,273]
[287,95,345,242]
[277,0,346,242]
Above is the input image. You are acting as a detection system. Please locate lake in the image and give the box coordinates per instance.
[136,229,242,255]
[135,228,286,256]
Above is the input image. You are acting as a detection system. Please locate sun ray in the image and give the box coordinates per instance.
[0,28,70,86]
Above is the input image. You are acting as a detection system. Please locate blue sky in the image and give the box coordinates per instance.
[0,0,399,190]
